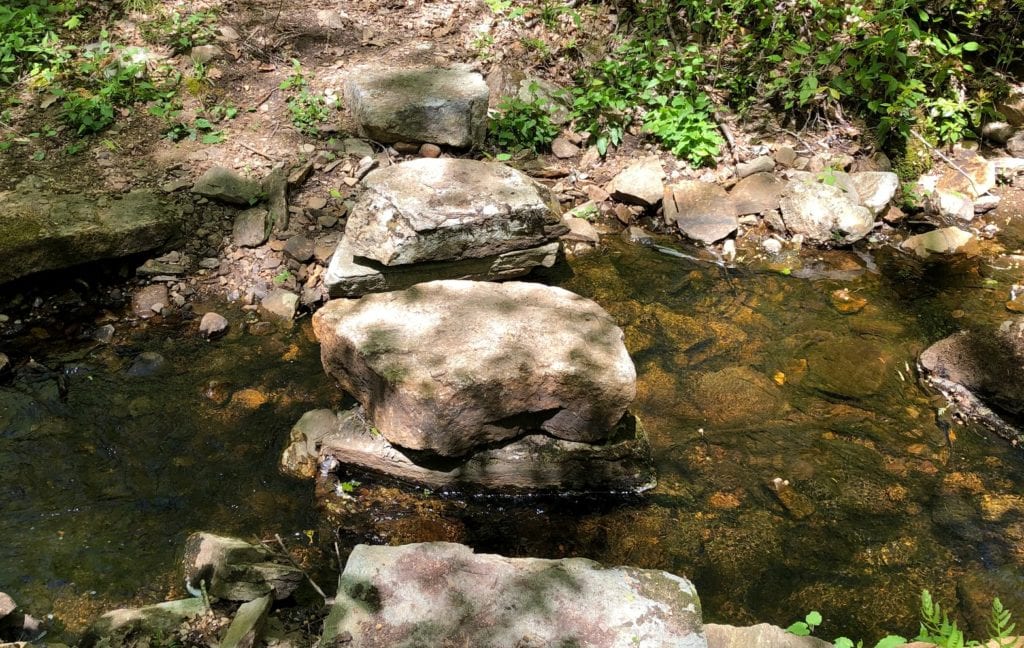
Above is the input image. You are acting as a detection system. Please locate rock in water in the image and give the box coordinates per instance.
[901,227,976,258]
[779,179,875,244]
[320,542,704,648]
[183,532,303,601]
[663,180,738,244]
[345,67,489,148]
[285,407,655,492]
[343,158,562,266]
[199,312,229,338]
[81,599,206,648]
[0,189,181,285]
[324,158,565,297]
[312,280,636,457]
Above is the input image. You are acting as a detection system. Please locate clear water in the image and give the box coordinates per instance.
[2,238,1023,642]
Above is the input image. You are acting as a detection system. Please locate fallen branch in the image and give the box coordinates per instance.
[271,533,332,604]
[237,141,274,161]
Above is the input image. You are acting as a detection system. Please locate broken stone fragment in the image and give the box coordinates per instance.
[663,180,738,244]
[183,532,303,601]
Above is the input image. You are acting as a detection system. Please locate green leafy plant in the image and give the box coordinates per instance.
[145,9,218,53]
[642,93,722,166]
[489,93,560,152]
[787,611,823,636]
[279,59,333,135]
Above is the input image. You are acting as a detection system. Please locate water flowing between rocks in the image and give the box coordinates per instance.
[2,236,1023,641]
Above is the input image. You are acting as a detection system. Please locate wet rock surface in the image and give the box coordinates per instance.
[320,542,704,648]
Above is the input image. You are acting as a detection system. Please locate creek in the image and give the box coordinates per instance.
[2,235,1023,642]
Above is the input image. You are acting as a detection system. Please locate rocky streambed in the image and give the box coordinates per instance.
[3,232,1024,644]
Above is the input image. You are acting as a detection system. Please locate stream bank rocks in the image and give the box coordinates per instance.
[303,279,653,491]
[345,67,489,148]
[323,158,566,297]
[320,542,704,648]
[0,186,182,283]
[183,532,303,601]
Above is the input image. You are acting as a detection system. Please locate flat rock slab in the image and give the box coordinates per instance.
[664,181,738,244]
[312,280,637,457]
[285,408,656,492]
[345,67,489,148]
[705,624,831,648]
[82,599,206,648]
[902,226,977,258]
[729,172,783,215]
[321,542,705,648]
[324,239,559,298]
[0,189,180,284]
[344,158,564,267]
[183,532,303,601]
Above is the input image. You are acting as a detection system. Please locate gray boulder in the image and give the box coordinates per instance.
[1008,132,1024,158]
[324,158,565,297]
[320,542,705,648]
[663,180,738,244]
[232,208,269,248]
[345,67,489,148]
[285,407,655,492]
[312,280,637,457]
[183,532,303,601]
[0,189,181,284]
[192,167,262,205]
[343,158,562,266]
[778,179,875,244]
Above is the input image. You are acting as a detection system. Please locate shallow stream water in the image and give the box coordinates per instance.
[2,236,1024,642]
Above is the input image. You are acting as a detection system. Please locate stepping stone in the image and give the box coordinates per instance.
[312,280,636,457]
[0,188,181,284]
[324,158,566,297]
[345,67,489,148]
[320,543,703,647]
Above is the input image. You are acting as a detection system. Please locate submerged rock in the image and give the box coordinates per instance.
[901,227,976,258]
[345,67,489,148]
[0,189,181,285]
[320,542,704,648]
[312,280,637,457]
[919,318,1024,446]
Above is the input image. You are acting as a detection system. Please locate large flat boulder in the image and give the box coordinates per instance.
[320,542,705,648]
[345,67,489,148]
[343,158,564,267]
[312,280,637,457]
[0,188,181,284]
[81,599,206,648]
[284,407,655,492]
